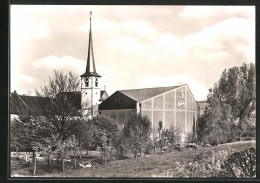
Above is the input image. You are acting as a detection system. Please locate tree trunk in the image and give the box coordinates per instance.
[74,150,77,168]
[25,152,28,164]
[61,159,65,172]
[33,151,36,175]
[58,161,60,174]
[103,149,106,165]
[47,155,50,168]
[139,148,141,157]
[16,146,18,153]
[79,147,81,159]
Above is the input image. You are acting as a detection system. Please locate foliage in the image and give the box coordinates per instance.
[35,70,80,142]
[164,147,255,178]
[90,115,119,149]
[160,126,182,147]
[73,117,94,153]
[223,147,256,177]
[123,113,152,158]
[113,131,128,158]
[164,149,231,177]
[197,63,255,145]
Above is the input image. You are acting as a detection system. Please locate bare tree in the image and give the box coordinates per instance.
[35,70,81,172]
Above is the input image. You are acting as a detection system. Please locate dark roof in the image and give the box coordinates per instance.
[10,91,82,116]
[10,91,50,115]
[80,72,101,77]
[197,101,208,108]
[118,86,181,102]
[99,91,136,110]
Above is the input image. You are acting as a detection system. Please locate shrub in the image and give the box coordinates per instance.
[223,147,256,177]
[164,149,231,177]
[160,126,182,148]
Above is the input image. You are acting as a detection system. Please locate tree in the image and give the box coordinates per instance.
[90,115,119,163]
[73,117,94,158]
[123,113,152,158]
[35,70,81,172]
[197,63,255,145]
[10,113,52,175]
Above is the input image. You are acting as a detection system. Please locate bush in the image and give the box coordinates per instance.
[164,147,255,178]
[223,147,256,177]
[160,127,182,148]
[164,149,231,177]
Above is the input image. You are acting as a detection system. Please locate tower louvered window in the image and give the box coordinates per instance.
[85,77,89,87]
[95,77,98,87]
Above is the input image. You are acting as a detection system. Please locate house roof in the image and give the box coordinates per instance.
[197,101,208,109]
[10,91,50,115]
[118,85,181,102]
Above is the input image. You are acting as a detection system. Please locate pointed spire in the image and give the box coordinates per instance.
[81,11,101,77]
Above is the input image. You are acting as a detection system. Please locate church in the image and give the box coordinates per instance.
[10,12,205,134]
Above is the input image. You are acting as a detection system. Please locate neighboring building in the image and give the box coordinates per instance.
[99,84,199,133]
[197,101,208,116]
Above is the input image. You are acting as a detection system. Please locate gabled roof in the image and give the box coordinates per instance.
[118,86,180,102]
[10,91,50,115]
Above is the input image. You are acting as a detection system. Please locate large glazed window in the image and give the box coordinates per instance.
[153,111,163,129]
[165,91,175,109]
[142,99,152,109]
[153,95,163,109]
[165,111,175,128]
[118,111,126,125]
[176,111,185,132]
[142,110,152,121]
[110,111,117,120]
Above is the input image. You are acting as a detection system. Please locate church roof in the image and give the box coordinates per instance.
[10,91,50,115]
[118,85,181,102]
[81,11,101,78]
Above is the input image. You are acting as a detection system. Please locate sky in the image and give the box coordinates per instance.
[10,5,255,101]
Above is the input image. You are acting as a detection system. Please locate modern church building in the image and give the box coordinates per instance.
[11,12,205,134]
[99,85,198,133]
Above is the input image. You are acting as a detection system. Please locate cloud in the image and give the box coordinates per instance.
[138,74,208,101]
[124,19,157,35]
[78,19,118,33]
[179,6,213,17]
[20,75,35,83]
[12,20,50,40]
[157,33,186,57]
[33,56,85,69]
[105,37,149,54]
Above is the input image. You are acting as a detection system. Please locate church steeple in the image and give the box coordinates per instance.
[81,11,101,77]
[80,11,102,117]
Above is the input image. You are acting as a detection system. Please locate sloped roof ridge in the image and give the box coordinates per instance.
[118,85,180,92]
[118,85,184,102]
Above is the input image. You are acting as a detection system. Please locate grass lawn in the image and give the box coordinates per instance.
[11,140,255,178]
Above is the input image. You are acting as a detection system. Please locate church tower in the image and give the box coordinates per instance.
[81,11,101,117]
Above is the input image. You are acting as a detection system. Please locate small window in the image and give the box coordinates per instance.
[95,77,98,87]
[85,77,89,87]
